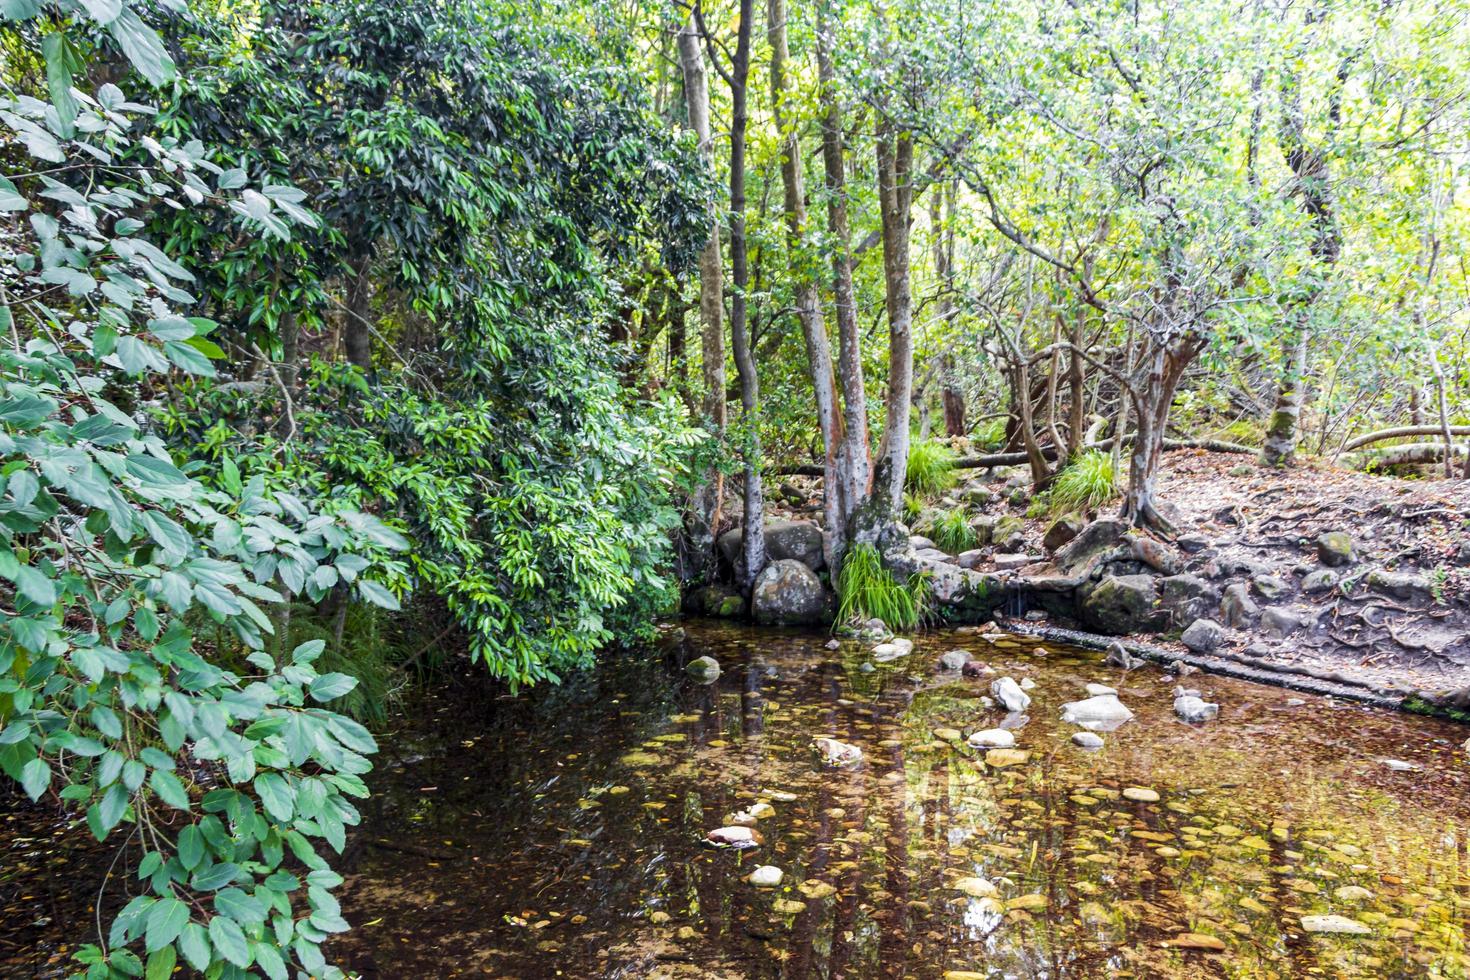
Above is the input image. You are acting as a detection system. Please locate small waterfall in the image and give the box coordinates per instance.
[1003,579,1027,620]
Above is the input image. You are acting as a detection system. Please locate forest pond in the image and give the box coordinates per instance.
[329,621,1469,979]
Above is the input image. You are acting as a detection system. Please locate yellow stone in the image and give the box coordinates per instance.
[986,749,1032,768]
[1007,894,1047,911]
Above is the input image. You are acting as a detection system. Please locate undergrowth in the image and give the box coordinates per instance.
[972,417,1007,450]
[1048,450,1122,513]
[924,509,978,553]
[836,543,932,631]
[906,439,958,498]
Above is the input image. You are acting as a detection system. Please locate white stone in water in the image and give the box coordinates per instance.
[952,876,998,898]
[966,728,1016,749]
[706,826,761,849]
[1300,914,1372,936]
[1174,695,1219,723]
[938,649,970,671]
[1122,787,1160,802]
[1085,683,1117,696]
[990,677,1031,712]
[872,637,914,662]
[814,737,863,766]
[749,865,783,887]
[1060,694,1135,730]
[1381,758,1418,772]
[1019,678,1036,691]
[763,789,798,803]
[1071,732,1104,749]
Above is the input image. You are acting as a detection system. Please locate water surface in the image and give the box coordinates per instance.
[331,621,1470,979]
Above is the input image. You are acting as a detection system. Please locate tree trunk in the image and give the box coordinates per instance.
[770,0,843,570]
[1260,326,1310,466]
[871,117,915,521]
[816,0,871,560]
[676,15,727,578]
[728,0,766,589]
[344,256,373,371]
[931,184,965,439]
[1122,335,1202,532]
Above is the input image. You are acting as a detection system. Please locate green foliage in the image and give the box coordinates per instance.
[972,417,1007,450]
[1048,451,1122,514]
[902,491,924,524]
[836,544,931,631]
[0,80,406,979]
[923,509,978,554]
[905,440,958,498]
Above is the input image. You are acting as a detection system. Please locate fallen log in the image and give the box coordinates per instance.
[1349,442,1468,470]
[1341,424,1470,452]
[777,436,1257,477]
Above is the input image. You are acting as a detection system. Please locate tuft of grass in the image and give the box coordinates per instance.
[903,491,924,524]
[923,509,978,553]
[836,543,931,631]
[972,417,1007,450]
[906,439,958,498]
[1048,450,1121,514]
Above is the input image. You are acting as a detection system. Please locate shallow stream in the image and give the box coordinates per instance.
[329,621,1470,979]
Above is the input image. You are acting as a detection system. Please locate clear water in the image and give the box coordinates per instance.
[329,621,1470,979]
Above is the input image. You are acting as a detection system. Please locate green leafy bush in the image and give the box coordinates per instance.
[1048,450,1122,514]
[836,544,931,631]
[1,77,407,979]
[905,440,958,498]
[923,509,978,553]
[972,417,1007,450]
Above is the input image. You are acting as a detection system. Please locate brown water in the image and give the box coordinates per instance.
[329,621,1470,979]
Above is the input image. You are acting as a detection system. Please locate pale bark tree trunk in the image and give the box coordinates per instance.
[931,184,965,438]
[1122,334,1203,532]
[676,15,727,577]
[770,0,843,571]
[817,0,872,561]
[871,116,915,522]
[727,0,766,589]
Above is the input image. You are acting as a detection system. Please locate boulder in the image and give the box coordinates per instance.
[1060,694,1135,729]
[1252,574,1291,600]
[955,549,986,569]
[1159,574,1220,627]
[1181,618,1225,653]
[1219,582,1260,628]
[1367,568,1433,604]
[990,676,1031,712]
[1129,533,1182,574]
[1079,574,1167,634]
[751,560,833,626]
[966,728,1016,749]
[991,515,1026,551]
[1259,606,1302,638]
[1043,515,1084,552]
[1301,569,1337,593]
[1173,695,1219,723]
[720,520,826,571]
[1054,517,1128,571]
[686,584,745,618]
[937,649,970,671]
[1316,532,1354,568]
[685,656,721,683]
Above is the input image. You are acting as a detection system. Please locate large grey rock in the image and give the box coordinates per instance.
[994,553,1037,571]
[751,560,833,626]
[1260,606,1302,638]
[686,656,721,682]
[1316,532,1354,568]
[1043,515,1084,552]
[1060,694,1135,730]
[1301,569,1338,593]
[1173,695,1219,723]
[955,549,986,569]
[1054,517,1128,571]
[720,520,826,571]
[1181,618,1225,653]
[1220,582,1259,628]
[1079,574,1167,635]
[990,676,1031,712]
[1367,568,1433,604]
[1252,574,1292,600]
[1159,574,1220,627]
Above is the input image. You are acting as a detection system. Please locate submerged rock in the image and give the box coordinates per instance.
[748,865,783,887]
[1060,694,1134,730]
[814,737,863,767]
[990,676,1031,712]
[1084,683,1117,696]
[1300,914,1372,936]
[685,656,721,682]
[961,660,993,678]
[1019,677,1036,691]
[1174,694,1219,723]
[937,649,970,671]
[966,728,1016,749]
[705,826,763,849]
[952,876,997,898]
[872,637,915,662]
[1122,786,1160,802]
[984,748,1031,768]
[1071,732,1105,749]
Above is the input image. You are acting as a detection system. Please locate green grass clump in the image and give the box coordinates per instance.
[1048,450,1121,514]
[906,439,958,498]
[836,543,931,631]
[923,509,978,553]
[972,417,1007,450]
[903,491,924,524]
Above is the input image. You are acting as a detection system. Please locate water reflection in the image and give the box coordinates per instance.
[332,621,1470,979]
